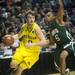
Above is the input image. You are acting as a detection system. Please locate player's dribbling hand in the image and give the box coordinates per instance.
[25,42,35,48]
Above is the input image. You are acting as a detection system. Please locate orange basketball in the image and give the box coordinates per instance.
[3,35,14,46]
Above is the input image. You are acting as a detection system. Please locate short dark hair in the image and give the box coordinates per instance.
[25,10,35,17]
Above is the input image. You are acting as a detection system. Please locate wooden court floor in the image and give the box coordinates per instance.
[48,71,75,75]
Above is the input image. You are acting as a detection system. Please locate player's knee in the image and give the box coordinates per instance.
[60,50,68,60]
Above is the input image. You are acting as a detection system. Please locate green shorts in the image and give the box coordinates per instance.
[54,41,75,66]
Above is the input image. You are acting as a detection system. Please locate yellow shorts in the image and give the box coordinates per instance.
[11,46,40,70]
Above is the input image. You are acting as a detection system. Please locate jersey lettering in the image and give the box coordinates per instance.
[51,28,60,41]
[66,30,72,40]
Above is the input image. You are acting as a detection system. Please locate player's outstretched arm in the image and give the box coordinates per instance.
[56,0,64,20]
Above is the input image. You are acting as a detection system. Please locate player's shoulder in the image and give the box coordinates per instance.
[22,23,27,28]
[21,23,28,30]
[33,22,40,29]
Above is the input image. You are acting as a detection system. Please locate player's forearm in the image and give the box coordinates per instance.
[58,0,63,7]
[32,40,48,47]
[57,0,64,19]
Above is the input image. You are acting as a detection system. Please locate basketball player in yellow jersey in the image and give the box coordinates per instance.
[10,10,47,75]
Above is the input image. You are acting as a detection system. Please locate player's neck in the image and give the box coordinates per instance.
[56,19,65,26]
[27,25,33,32]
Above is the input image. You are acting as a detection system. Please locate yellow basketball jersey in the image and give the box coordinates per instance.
[18,22,41,53]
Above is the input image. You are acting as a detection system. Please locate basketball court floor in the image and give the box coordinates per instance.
[48,71,75,75]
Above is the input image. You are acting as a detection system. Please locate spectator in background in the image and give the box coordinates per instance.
[71,0,75,7]
[6,0,14,6]
[0,22,6,43]
[1,8,8,22]
[71,8,75,26]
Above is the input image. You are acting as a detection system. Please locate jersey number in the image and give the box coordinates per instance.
[55,34,60,41]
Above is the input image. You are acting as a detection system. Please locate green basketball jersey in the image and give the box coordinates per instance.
[49,21,73,46]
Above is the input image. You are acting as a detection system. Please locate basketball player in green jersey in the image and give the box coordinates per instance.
[44,0,75,75]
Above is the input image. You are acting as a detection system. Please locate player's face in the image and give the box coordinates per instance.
[45,12,53,22]
[26,14,35,25]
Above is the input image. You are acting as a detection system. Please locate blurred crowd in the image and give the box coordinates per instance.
[0,0,75,43]
[0,2,75,75]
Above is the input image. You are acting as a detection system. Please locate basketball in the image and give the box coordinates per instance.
[3,35,15,46]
